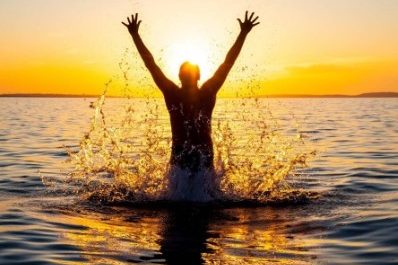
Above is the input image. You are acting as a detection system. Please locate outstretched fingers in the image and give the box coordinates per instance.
[248,13,260,27]
[249,12,254,21]
[122,13,142,34]
[242,11,259,23]
[252,15,260,27]
[252,16,259,23]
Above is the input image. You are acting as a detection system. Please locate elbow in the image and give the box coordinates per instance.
[143,55,156,67]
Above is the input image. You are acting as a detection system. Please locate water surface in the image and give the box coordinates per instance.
[0,98,397,264]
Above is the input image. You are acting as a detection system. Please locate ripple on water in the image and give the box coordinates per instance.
[0,98,398,264]
[0,205,87,264]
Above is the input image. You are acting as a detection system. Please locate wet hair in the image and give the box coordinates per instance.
[179,61,200,82]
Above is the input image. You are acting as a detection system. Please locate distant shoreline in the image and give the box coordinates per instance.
[256,92,398,98]
[0,92,397,98]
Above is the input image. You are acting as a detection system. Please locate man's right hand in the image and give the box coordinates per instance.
[122,13,142,35]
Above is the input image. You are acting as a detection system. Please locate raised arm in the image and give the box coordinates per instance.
[201,11,259,95]
[122,14,177,93]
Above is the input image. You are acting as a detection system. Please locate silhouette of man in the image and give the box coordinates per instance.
[123,11,259,172]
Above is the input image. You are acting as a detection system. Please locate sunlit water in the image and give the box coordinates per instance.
[0,97,397,264]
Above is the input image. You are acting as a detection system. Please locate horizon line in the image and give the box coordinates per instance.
[0,92,397,98]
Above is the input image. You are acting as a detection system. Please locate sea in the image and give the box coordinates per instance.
[0,97,397,264]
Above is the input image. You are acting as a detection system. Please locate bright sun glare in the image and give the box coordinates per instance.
[166,39,215,83]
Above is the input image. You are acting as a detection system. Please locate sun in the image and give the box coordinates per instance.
[165,39,215,83]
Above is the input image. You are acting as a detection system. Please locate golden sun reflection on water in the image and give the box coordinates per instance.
[58,211,163,264]
[40,205,319,264]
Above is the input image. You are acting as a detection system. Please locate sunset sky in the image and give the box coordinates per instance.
[1,0,398,96]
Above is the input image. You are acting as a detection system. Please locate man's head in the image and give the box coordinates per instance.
[179,61,200,87]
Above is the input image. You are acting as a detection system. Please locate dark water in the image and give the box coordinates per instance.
[0,98,397,264]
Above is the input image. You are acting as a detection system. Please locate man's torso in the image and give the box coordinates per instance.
[164,89,216,149]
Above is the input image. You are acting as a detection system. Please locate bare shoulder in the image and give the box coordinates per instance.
[199,87,217,101]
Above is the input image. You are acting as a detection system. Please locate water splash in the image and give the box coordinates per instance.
[42,47,316,204]
[43,95,315,204]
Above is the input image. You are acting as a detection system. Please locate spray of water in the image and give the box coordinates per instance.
[43,97,315,203]
[42,48,316,204]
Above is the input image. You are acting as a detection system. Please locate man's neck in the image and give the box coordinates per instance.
[181,83,199,91]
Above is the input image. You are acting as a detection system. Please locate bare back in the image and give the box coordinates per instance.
[162,87,216,169]
[161,24,252,170]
